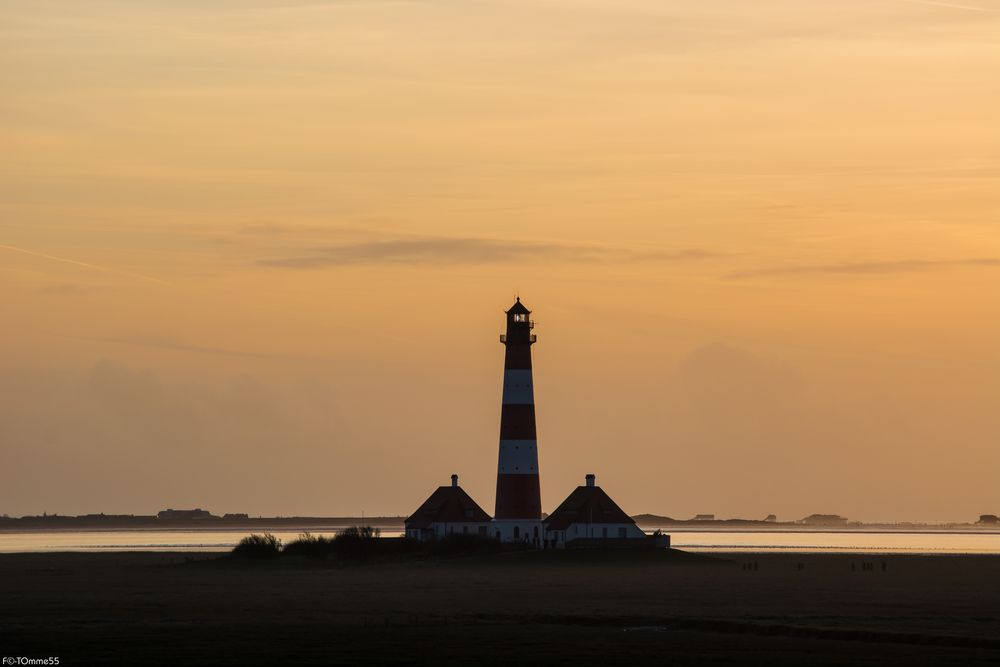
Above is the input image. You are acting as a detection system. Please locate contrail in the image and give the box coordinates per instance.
[0,243,171,286]
[895,0,1000,12]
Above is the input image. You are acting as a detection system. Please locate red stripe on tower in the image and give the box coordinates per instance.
[494,296,542,520]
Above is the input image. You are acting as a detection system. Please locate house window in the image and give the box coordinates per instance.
[602,527,608,538]
[478,526,487,536]
[618,527,627,538]
[463,525,468,534]
[514,526,520,539]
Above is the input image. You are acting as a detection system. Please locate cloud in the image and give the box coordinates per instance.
[255,237,722,269]
[726,258,1000,280]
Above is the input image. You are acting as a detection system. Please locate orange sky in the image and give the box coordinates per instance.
[2,0,999,522]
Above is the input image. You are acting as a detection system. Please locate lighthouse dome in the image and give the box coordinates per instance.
[506,296,530,315]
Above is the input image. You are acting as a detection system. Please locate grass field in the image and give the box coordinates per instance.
[2,549,999,665]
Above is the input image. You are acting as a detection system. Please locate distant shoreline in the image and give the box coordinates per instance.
[2,515,998,534]
[0,516,406,532]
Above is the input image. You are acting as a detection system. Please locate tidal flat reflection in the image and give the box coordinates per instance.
[668,531,1000,553]
[2,530,1000,554]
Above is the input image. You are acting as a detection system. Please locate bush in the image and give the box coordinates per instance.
[337,525,381,540]
[283,532,334,559]
[231,533,282,559]
[333,525,381,560]
[281,526,388,561]
[231,527,422,562]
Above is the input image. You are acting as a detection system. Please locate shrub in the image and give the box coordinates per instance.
[338,525,381,540]
[283,532,334,559]
[332,525,381,560]
[231,533,282,559]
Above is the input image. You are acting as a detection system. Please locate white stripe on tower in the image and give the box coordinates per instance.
[501,369,534,404]
[497,441,538,474]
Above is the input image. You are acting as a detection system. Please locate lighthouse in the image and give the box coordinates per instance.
[493,296,543,545]
[404,295,660,550]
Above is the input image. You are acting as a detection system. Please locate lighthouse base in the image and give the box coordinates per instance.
[490,519,543,548]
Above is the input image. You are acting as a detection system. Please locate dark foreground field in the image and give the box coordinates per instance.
[2,549,999,666]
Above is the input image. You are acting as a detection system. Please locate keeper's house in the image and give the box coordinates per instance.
[543,474,648,548]
[405,475,492,540]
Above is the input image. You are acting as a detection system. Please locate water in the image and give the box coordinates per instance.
[2,529,1000,554]
[0,530,404,553]
[666,530,1000,554]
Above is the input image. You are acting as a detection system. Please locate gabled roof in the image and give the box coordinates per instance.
[405,486,492,529]
[543,485,636,531]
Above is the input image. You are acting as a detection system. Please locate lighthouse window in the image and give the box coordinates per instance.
[513,314,527,322]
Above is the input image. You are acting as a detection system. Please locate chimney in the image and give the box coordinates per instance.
[451,474,459,488]
[585,474,595,488]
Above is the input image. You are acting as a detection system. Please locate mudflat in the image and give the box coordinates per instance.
[2,550,999,666]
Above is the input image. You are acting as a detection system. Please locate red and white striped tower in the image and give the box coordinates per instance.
[493,296,542,545]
